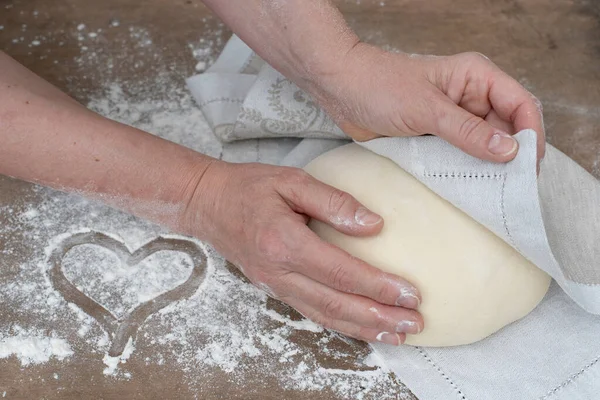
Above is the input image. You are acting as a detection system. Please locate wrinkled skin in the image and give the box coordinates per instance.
[184,162,423,346]
[317,44,545,162]
[182,45,545,346]
[0,2,546,348]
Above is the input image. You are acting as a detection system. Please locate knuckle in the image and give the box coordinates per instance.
[328,189,353,215]
[319,295,345,319]
[373,284,392,305]
[256,226,289,264]
[370,306,395,332]
[283,170,313,202]
[463,51,490,64]
[291,168,312,183]
[373,316,389,331]
[326,262,355,293]
[367,306,390,330]
[373,274,397,303]
[457,115,487,146]
[279,167,311,186]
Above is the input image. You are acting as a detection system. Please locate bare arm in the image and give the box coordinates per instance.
[0,50,421,345]
[0,51,212,230]
[202,0,545,161]
[0,1,544,344]
[201,0,358,107]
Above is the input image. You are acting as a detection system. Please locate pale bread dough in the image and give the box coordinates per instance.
[303,144,551,347]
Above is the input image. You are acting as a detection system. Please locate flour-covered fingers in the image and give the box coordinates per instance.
[328,320,406,346]
[279,294,408,345]
[274,270,422,335]
[288,228,421,309]
[276,169,384,237]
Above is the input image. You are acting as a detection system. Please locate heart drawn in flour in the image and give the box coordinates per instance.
[47,231,208,357]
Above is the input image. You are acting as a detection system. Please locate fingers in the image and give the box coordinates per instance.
[251,216,422,344]
[252,204,419,308]
[428,94,520,162]
[277,170,384,237]
[484,109,515,135]
[275,272,423,344]
[291,227,421,309]
[432,52,545,161]
[289,297,405,345]
[488,71,546,160]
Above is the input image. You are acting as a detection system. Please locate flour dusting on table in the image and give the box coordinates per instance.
[0,326,73,366]
[0,16,411,400]
[0,177,408,399]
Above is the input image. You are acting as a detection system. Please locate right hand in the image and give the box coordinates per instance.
[311,44,546,163]
[182,161,423,345]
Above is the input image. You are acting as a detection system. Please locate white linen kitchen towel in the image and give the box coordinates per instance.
[280,133,600,400]
[187,35,600,400]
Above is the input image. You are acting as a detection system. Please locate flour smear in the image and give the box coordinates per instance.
[0,12,411,400]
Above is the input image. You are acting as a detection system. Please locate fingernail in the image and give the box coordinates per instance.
[354,206,382,226]
[395,286,420,308]
[376,331,401,346]
[396,320,421,334]
[488,131,518,156]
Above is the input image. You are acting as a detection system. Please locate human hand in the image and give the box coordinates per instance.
[314,44,545,162]
[182,161,423,345]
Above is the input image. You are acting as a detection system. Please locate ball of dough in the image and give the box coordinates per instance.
[303,143,551,347]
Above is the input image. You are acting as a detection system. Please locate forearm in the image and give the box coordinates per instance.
[202,0,358,101]
[0,51,214,231]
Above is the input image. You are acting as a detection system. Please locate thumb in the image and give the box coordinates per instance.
[427,96,519,162]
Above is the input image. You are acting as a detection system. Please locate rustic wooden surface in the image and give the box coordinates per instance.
[1,0,599,398]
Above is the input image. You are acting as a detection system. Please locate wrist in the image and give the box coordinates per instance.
[306,43,416,141]
[174,156,230,242]
[304,42,380,128]
[291,33,362,102]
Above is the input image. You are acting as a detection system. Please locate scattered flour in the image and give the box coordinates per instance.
[60,242,193,317]
[1,186,408,397]
[0,327,73,366]
[0,11,412,400]
[194,60,207,72]
[103,337,136,376]
[263,308,324,333]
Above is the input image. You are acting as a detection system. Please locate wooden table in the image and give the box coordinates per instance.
[1,0,599,398]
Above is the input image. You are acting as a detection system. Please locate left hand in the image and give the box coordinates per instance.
[180,160,423,345]
[311,43,545,162]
